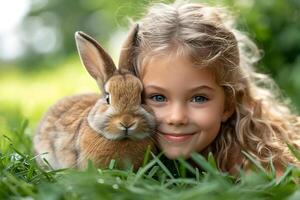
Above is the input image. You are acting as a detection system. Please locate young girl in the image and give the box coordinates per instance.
[130,1,300,175]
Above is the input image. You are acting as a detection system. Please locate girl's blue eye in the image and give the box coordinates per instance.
[151,95,166,102]
[192,95,208,103]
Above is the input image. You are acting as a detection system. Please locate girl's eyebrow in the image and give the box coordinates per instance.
[144,85,215,92]
[190,85,215,92]
[144,85,167,92]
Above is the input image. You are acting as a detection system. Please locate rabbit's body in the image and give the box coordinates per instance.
[35,94,97,169]
[35,93,154,169]
[34,25,157,170]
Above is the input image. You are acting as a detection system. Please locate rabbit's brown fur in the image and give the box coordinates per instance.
[34,25,156,170]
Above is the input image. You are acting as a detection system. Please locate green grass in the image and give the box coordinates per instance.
[1,119,300,200]
[1,59,300,199]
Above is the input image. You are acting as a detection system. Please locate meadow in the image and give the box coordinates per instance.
[1,58,300,200]
[1,119,300,200]
[1,0,300,199]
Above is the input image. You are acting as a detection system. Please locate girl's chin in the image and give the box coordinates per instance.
[160,144,193,159]
[163,150,191,160]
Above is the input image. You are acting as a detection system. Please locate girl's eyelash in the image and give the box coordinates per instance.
[191,95,209,103]
[148,94,167,102]
[145,93,209,103]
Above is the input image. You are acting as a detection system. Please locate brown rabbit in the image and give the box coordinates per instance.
[33,25,156,170]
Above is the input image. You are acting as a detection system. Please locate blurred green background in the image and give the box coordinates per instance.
[0,0,299,138]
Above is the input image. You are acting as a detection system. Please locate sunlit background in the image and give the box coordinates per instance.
[0,0,299,137]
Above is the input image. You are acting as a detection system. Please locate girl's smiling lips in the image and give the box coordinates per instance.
[158,131,196,143]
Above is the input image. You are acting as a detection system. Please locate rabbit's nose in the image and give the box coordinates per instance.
[119,122,136,130]
[117,114,138,132]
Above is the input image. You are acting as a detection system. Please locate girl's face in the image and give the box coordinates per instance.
[142,54,232,159]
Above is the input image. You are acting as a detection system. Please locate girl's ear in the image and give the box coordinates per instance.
[222,109,234,122]
[222,104,235,122]
[118,23,139,75]
[75,31,116,90]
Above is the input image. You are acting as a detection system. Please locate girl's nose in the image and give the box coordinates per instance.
[166,103,188,126]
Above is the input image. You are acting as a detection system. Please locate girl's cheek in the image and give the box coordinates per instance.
[191,108,223,130]
[147,104,165,122]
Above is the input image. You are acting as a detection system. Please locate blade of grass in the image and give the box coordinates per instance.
[160,173,167,186]
[164,178,199,188]
[179,161,186,178]
[275,164,294,186]
[177,157,196,175]
[42,157,54,171]
[18,119,29,135]
[2,180,19,196]
[269,157,276,179]
[9,144,27,159]
[147,165,159,178]
[172,160,180,178]
[6,173,35,196]
[190,153,220,175]
[109,159,116,170]
[287,143,300,161]
[132,158,157,184]
[151,152,175,180]
[3,135,13,143]
[207,152,217,169]
[241,151,267,175]
[195,168,200,182]
[142,145,152,167]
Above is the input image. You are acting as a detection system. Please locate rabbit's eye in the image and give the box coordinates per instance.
[105,93,110,104]
[141,92,146,104]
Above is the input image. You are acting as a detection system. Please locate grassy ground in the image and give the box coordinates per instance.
[1,120,300,200]
[1,59,300,200]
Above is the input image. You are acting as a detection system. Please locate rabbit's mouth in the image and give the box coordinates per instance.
[117,131,151,140]
[100,129,152,141]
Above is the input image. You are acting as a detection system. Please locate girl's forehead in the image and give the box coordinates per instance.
[140,51,215,77]
[141,53,218,87]
[140,45,218,67]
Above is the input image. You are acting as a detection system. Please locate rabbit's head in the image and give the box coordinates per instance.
[75,25,156,140]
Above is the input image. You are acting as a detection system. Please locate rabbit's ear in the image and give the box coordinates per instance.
[118,24,139,75]
[75,31,116,87]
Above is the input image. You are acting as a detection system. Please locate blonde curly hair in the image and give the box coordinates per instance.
[133,1,300,172]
